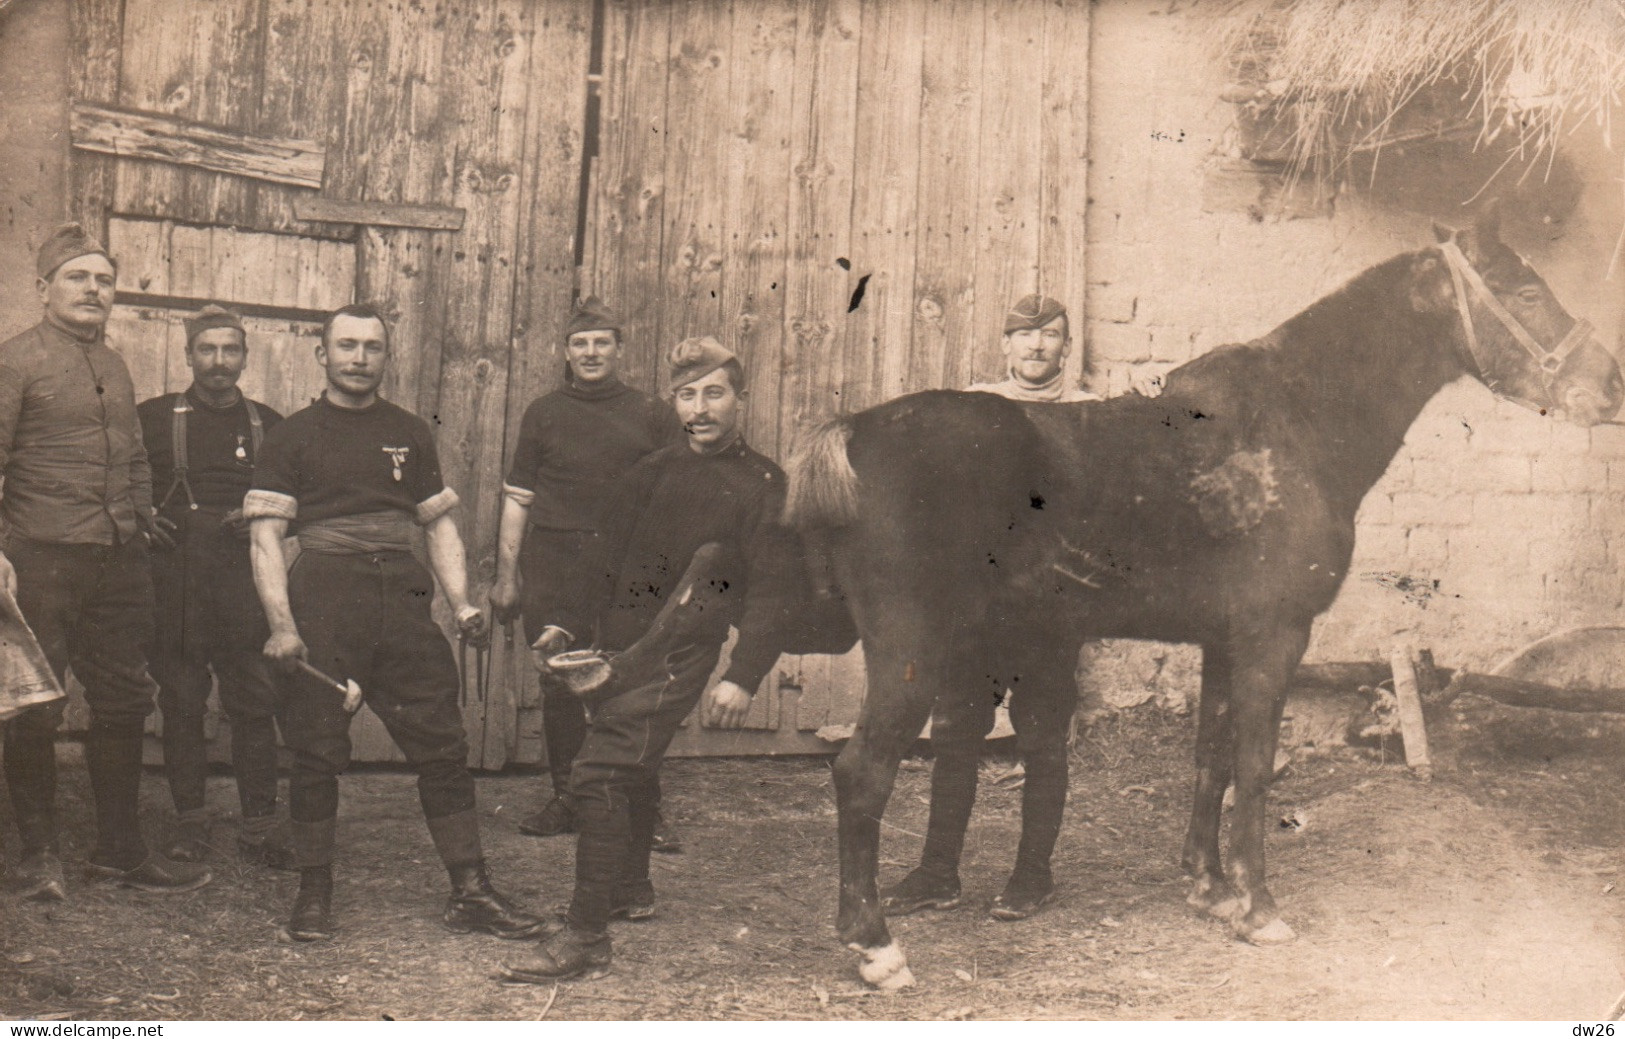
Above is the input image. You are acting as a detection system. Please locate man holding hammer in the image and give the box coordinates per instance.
[244,303,542,942]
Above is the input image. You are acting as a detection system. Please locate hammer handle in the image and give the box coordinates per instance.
[291,657,345,693]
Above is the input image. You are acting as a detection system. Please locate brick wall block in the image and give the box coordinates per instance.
[1472,492,1590,530]
[1088,282,1139,325]
[1088,321,1152,364]
[1530,453,1610,493]
[1391,490,1476,528]
[1407,526,1450,568]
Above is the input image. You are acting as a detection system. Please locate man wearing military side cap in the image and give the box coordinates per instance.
[0,223,211,899]
[138,304,291,869]
[502,336,802,982]
[967,293,1099,404]
[879,293,1158,924]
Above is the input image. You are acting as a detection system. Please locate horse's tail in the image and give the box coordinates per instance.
[784,416,859,529]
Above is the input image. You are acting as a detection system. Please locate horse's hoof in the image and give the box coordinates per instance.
[850,941,915,991]
[1186,885,1241,923]
[1237,916,1296,946]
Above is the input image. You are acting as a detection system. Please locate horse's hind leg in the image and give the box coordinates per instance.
[1183,642,1240,922]
[832,643,939,990]
[997,644,1081,921]
[1223,623,1310,946]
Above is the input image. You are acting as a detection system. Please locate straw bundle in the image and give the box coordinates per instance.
[1216,0,1625,184]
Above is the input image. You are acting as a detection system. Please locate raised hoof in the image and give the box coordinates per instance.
[850,941,915,991]
[879,869,961,916]
[1237,916,1296,946]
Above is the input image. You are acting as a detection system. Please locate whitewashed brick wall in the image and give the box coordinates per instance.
[1082,2,1625,705]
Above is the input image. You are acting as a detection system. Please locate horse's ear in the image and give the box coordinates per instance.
[1432,221,1455,244]
[1475,200,1503,243]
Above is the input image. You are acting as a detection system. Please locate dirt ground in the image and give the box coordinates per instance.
[2,702,1622,1022]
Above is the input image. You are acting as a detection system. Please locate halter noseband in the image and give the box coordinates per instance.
[1438,238,1593,413]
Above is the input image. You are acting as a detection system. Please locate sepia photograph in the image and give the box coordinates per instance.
[0,0,1623,1023]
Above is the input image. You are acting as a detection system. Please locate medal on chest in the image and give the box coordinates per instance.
[235,434,248,462]
[383,446,410,482]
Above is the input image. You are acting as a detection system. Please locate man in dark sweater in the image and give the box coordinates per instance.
[488,298,679,842]
[244,303,541,942]
[0,223,209,899]
[502,336,799,982]
[138,304,291,868]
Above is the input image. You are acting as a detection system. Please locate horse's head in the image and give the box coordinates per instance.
[1415,208,1622,426]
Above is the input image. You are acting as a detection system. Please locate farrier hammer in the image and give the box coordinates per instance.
[292,657,364,713]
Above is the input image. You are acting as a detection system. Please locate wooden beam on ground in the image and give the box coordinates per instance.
[70,101,325,188]
[294,196,466,231]
[1443,672,1625,715]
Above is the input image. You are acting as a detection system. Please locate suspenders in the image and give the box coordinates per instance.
[157,394,264,514]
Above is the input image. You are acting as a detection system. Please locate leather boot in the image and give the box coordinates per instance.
[286,865,334,942]
[499,926,612,983]
[443,861,547,940]
[516,795,575,838]
[3,848,65,902]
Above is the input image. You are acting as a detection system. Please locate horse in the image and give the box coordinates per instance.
[779,210,1625,990]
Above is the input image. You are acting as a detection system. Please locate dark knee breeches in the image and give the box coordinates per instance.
[279,550,473,825]
[566,640,719,934]
[149,513,282,819]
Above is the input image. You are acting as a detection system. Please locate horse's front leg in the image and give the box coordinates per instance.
[1183,641,1240,921]
[832,646,939,990]
[1223,623,1309,945]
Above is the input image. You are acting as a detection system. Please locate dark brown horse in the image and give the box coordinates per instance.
[781,212,1624,989]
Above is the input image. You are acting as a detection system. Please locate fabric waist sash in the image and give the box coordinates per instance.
[296,510,415,555]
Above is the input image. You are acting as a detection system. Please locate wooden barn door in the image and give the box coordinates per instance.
[587,0,1091,756]
[69,0,592,770]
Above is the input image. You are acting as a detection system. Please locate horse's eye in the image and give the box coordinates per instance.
[1516,286,1544,305]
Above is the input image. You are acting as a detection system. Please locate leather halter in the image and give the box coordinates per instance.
[1438,238,1593,413]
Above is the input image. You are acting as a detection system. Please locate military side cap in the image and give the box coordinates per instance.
[185,304,246,346]
[668,335,739,391]
[564,296,621,338]
[1004,293,1067,333]
[36,222,113,281]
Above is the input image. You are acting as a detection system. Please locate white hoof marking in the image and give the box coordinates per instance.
[850,941,915,991]
[1243,917,1296,945]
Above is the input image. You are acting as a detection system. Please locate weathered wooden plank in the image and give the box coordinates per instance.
[502,0,593,765]
[295,196,467,231]
[166,223,210,300]
[659,0,732,353]
[910,0,985,392]
[969,0,1045,387]
[257,0,351,238]
[181,0,269,231]
[106,304,175,403]
[1038,0,1090,390]
[591,0,673,394]
[847,0,925,410]
[72,102,325,188]
[67,0,123,238]
[780,0,861,459]
[720,0,795,463]
[107,217,170,296]
[435,0,542,769]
